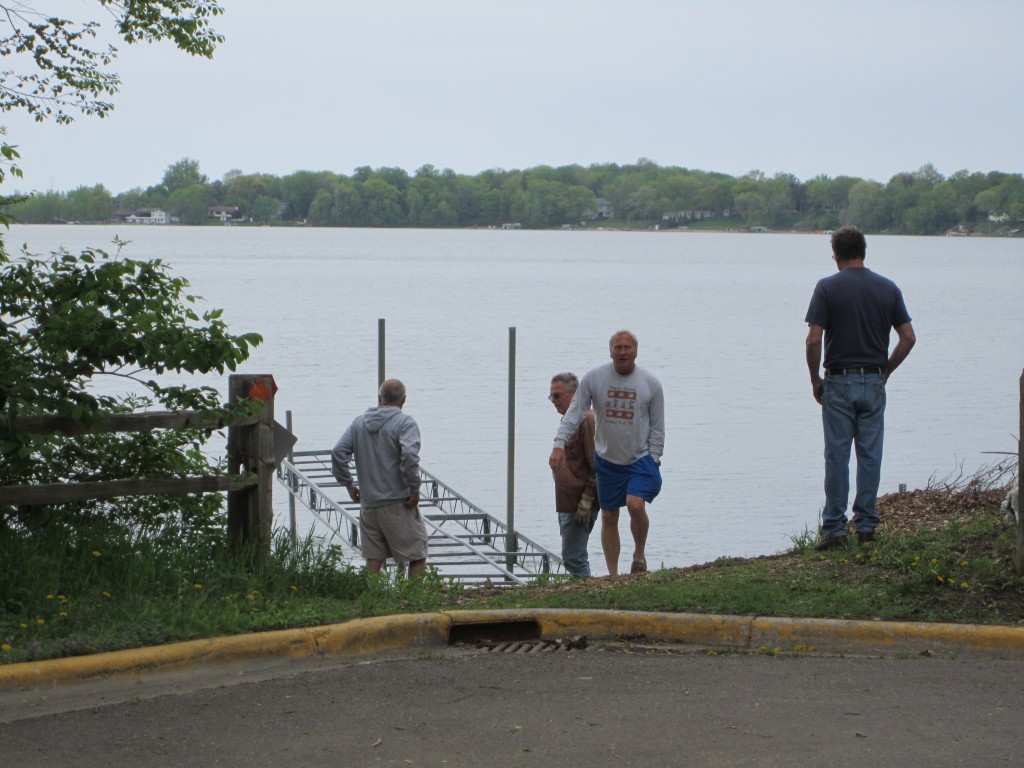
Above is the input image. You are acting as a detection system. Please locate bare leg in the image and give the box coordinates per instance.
[626,495,649,566]
[365,558,385,573]
[408,557,427,578]
[601,508,621,576]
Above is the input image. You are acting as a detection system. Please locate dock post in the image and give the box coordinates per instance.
[1017,370,1023,576]
[286,409,297,545]
[506,326,518,574]
[377,318,386,390]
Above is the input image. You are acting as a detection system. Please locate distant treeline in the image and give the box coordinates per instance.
[7,159,1023,235]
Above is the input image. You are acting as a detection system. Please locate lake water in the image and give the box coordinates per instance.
[7,225,1023,575]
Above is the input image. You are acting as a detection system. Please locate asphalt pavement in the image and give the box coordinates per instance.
[1,609,1022,767]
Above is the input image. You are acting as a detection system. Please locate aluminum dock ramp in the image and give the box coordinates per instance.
[277,450,563,585]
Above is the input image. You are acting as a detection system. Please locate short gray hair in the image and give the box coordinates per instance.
[550,372,579,391]
[609,329,638,349]
[379,378,406,404]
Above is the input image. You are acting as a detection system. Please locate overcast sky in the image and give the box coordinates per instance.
[4,0,1023,194]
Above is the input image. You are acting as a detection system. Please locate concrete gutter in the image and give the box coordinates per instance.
[2,609,1023,690]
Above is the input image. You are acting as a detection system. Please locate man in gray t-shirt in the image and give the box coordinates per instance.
[550,331,665,577]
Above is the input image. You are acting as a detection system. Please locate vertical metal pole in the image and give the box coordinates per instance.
[506,327,517,573]
[286,409,297,545]
[1016,370,1023,576]
[377,318,386,390]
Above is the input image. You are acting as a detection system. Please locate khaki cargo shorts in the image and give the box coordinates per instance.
[359,501,429,563]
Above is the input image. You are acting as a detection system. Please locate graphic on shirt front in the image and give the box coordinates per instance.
[605,387,636,422]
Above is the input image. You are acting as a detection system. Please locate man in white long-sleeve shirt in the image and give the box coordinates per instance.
[549,331,665,576]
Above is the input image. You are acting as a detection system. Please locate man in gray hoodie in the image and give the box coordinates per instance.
[331,379,428,576]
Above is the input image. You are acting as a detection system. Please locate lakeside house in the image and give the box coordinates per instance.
[121,209,172,225]
[662,210,715,223]
[208,205,240,222]
[593,198,613,220]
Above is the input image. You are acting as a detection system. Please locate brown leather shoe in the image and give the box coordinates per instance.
[813,534,848,552]
[857,531,876,544]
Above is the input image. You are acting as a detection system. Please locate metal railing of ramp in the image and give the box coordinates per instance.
[277,450,563,585]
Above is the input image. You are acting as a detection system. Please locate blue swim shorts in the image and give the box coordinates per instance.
[594,454,662,510]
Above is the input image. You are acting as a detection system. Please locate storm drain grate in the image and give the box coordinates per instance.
[479,636,588,653]
[448,620,588,652]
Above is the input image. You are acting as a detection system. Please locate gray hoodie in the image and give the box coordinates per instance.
[331,406,421,508]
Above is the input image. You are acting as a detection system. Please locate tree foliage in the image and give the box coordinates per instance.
[0,3,259,539]
[10,157,1021,235]
[0,239,263,525]
[0,1,224,124]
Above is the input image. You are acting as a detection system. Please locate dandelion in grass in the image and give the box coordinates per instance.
[937,575,945,584]
[960,560,970,567]
[46,594,54,600]
[36,619,45,625]
[930,559,938,565]
[193,583,202,591]
[960,582,970,590]
[102,592,111,599]
[245,593,255,602]
[290,585,298,592]
[58,595,67,603]
[92,550,101,558]
[59,611,68,618]
[1,644,11,652]
[19,623,27,630]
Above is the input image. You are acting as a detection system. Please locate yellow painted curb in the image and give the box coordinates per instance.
[749,616,1024,658]
[3,610,1023,691]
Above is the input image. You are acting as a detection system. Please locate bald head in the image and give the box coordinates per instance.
[378,378,407,406]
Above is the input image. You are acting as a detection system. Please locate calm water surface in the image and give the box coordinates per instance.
[9,225,1023,575]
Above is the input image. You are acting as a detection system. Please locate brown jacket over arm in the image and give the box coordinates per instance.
[552,410,597,513]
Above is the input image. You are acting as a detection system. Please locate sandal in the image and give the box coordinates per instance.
[630,560,647,574]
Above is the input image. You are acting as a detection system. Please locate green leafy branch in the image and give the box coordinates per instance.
[0,1,223,123]
[0,238,262,479]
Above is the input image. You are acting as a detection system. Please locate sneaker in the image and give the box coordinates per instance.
[813,534,848,552]
[856,531,876,545]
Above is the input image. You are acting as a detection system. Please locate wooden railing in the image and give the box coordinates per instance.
[0,374,278,554]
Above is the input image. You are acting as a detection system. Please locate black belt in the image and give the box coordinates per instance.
[826,367,884,376]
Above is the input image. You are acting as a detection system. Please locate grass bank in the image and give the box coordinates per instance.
[1,471,1020,664]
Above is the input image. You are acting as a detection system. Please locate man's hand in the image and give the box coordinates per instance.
[404,489,421,509]
[549,447,566,471]
[575,494,594,525]
[346,484,360,503]
[811,379,824,405]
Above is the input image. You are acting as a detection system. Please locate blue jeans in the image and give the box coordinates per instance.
[821,373,886,538]
[558,510,597,578]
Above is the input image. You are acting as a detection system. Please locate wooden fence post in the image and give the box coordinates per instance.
[227,374,276,556]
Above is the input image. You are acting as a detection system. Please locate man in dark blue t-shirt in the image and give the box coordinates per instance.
[805,226,916,551]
